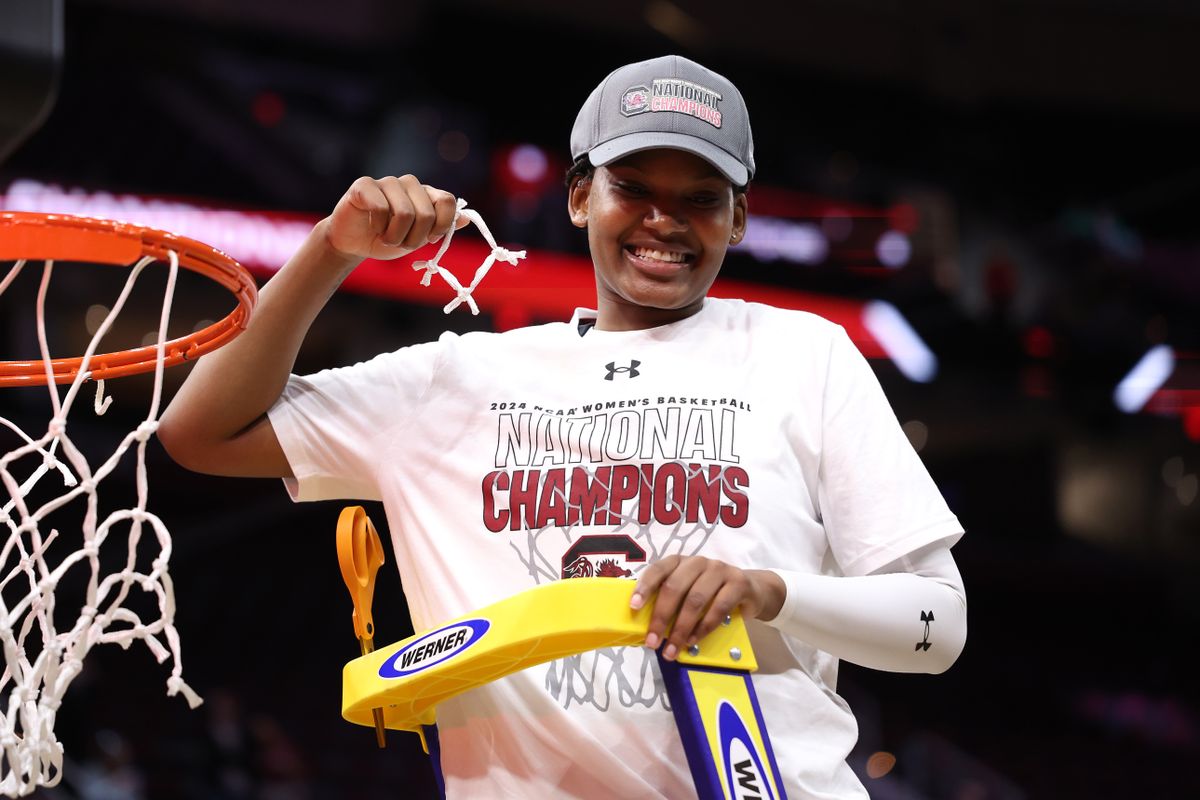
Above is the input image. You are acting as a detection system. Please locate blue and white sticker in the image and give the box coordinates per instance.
[379,619,490,678]
[718,701,776,800]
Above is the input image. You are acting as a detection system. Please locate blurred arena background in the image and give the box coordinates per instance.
[2,1,1199,797]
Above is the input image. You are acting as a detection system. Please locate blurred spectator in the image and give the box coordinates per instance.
[204,688,257,800]
[74,729,145,800]
[250,713,311,800]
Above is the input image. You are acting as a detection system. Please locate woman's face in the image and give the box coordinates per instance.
[568,148,747,331]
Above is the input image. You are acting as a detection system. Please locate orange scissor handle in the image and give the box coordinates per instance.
[336,506,386,642]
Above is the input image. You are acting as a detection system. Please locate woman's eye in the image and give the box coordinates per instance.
[616,182,646,195]
[691,195,719,206]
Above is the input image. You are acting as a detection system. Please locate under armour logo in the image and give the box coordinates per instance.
[916,610,934,651]
[605,360,641,380]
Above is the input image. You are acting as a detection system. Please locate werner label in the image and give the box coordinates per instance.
[718,701,776,800]
[379,619,490,678]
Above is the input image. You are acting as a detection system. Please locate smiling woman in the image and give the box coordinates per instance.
[568,149,747,330]
[158,54,967,800]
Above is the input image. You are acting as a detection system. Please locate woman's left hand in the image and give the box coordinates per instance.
[630,556,786,660]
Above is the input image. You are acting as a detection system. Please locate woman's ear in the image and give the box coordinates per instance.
[729,191,748,244]
[567,176,590,229]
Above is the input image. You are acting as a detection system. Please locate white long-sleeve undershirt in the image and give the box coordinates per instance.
[763,541,966,674]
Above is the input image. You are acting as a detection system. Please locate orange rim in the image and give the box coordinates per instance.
[0,211,258,386]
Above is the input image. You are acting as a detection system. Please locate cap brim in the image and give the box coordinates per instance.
[588,132,749,187]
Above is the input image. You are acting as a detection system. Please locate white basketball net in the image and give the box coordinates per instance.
[412,199,526,315]
[0,203,519,794]
[0,250,201,797]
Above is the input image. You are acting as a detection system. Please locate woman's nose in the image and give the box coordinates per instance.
[643,205,687,235]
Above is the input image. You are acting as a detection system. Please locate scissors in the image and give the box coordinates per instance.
[336,505,387,748]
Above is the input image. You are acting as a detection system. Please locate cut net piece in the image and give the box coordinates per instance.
[411,199,527,315]
[1,249,201,797]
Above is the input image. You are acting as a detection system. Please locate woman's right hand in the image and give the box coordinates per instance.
[324,175,466,261]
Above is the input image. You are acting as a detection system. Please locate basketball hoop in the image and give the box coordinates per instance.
[0,211,257,796]
[0,212,256,386]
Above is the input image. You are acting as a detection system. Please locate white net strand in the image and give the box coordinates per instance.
[0,246,202,797]
[412,199,527,315]
[0,423,76,517]
[0,261,27,296]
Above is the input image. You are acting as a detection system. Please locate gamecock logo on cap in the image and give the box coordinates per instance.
[621,85,650,116]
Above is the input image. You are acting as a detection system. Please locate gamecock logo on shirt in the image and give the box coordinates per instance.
[560,534,647,579]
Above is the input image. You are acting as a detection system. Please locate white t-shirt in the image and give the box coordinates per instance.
[268,297,964,799]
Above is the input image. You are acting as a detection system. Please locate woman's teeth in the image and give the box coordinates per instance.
[631,247,688,263]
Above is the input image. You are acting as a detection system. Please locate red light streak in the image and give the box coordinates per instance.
[317,237,887,359]
[3,179,892,359]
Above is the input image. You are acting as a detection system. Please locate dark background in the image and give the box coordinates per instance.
[2,1,1199,798]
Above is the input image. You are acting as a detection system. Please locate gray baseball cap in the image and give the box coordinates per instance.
[570,55,755,186]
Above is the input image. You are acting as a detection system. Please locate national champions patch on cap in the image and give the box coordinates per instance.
[620,78,724,129]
